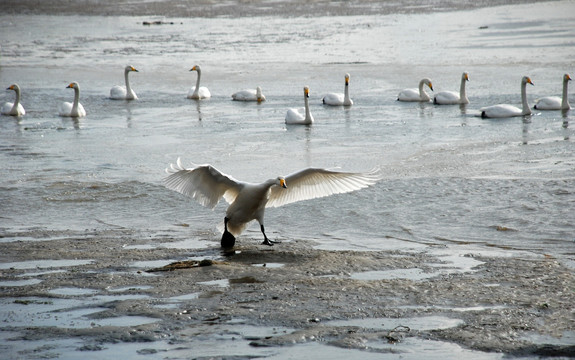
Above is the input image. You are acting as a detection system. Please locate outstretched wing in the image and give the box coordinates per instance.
[163,158,242,209]
[266,167,381,208]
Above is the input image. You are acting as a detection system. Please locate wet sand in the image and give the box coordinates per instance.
[2,228,575,358]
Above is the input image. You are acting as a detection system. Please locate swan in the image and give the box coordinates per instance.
[322,73,353,106]
[434,72,470,105]
[164,158,381,248]
[59,82,86,117]
[110,65,139,100]
[1,84,26,116]
[187,65,211,99]
[285,86,314,125]
[232,86,266,102]
[480,76,534,118]
[397,78,433,102]
[534,73,571,110]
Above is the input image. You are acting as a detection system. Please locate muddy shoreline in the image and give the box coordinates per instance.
[1,229,574,357]
[3,0,544,17]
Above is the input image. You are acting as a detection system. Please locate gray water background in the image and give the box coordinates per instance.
[1,1,574,263]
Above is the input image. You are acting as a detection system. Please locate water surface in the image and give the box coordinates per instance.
[1,1,575,358]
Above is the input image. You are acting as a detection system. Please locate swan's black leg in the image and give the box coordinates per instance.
[260,224,280,246]
[221,217,236,248]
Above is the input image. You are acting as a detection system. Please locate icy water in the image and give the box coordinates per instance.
[1,0,575,358]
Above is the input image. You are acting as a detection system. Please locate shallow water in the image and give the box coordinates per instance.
[1,1,575,358]
[1,1,574,257]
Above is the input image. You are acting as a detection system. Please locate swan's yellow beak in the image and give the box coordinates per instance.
[131,66,139,72]
[464,73,469,81]
[66,83,74,88]
[304,88,310,98]
[527,77,534,86]
[7,85,14,90]
[280,178,287,188]
[190,66,197,72]
[428,82,434,91]
[567,74,572,81]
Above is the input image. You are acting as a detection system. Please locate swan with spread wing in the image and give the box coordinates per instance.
[164,158,381,248]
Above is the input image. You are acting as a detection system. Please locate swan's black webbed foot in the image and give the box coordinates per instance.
[221,217,236,248]
[261,238,281,246]
[260,224,280,246]
[261,235,281,246]
[221,230,236,248]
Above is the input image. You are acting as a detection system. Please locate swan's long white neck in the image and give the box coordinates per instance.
[344,80,351,106]
[72,86,80,116]
[124,68,132,95]
[418,79,430,100]
[194,69,202,96]
[562,76,571,110]
[459,75,469,104]
[11,86,21,113]
[304,92,312,124]
[521,79,532,115]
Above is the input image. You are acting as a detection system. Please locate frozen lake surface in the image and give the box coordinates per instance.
[1,0,575,358]
[1,0,574,256]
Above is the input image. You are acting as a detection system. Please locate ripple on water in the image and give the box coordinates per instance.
[0,297,159,329]
[0,279,43,287]
[0,259,94,270]
[48,287,100,296]
[326,316,464,331]
[350,268,437,281]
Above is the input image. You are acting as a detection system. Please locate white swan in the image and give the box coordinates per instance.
[187,65,211,99]
[398,78,433,102]
[1,84,26,116]
[285,86,314,125]
[232,86,266,102]
[164,158,381,248]
[480,76,534,118]
[322,73,353,106]
[59,82,86,117]
[434,72,470,105]
[534,73,571,110]
[110,65,139,100]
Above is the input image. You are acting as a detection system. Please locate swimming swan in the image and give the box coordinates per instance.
[187,65,211,99]
[322,73,353,106]
[59,82,86,117]
[480,76,534,118]
[1,84,26,116]
[398,78,433,102]
[285,86,314,125]
[434,72,470,105]
[164,158,381,248]
[110,65,139,100]
[232,86,266,102]
[534,73,571,110]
